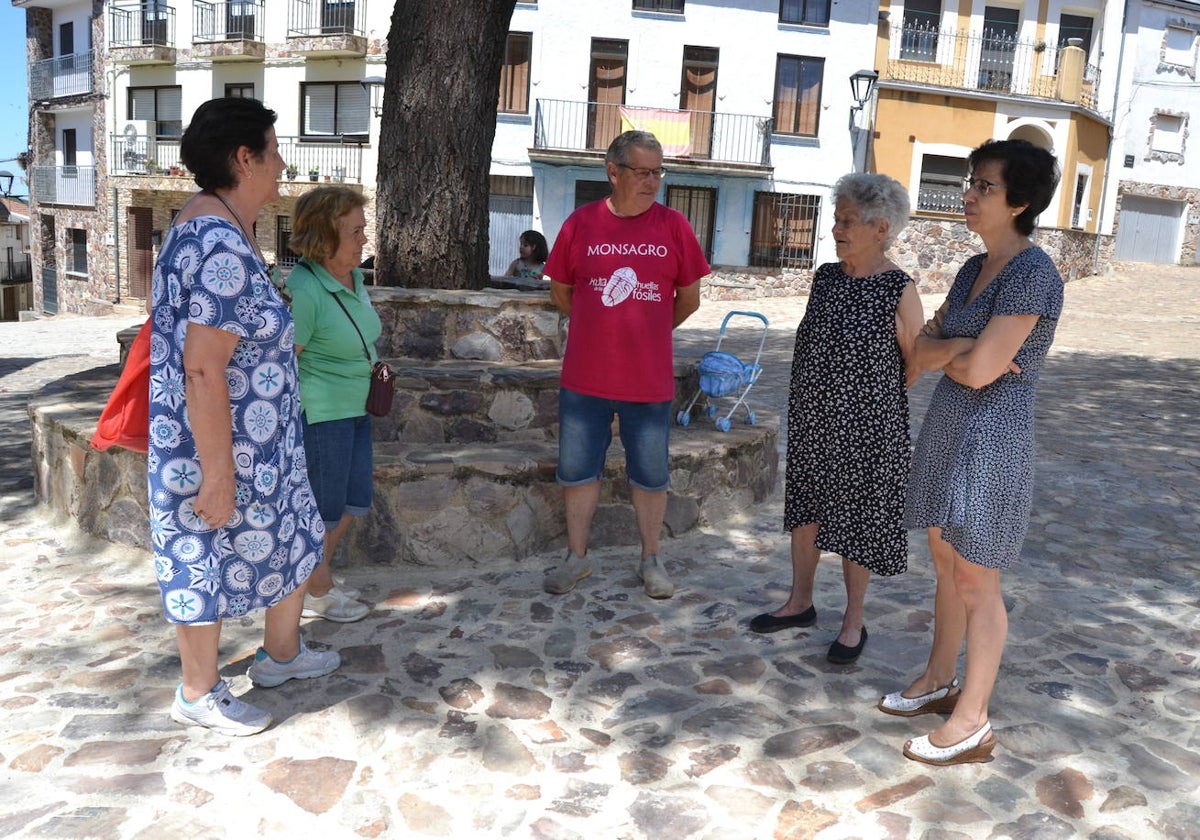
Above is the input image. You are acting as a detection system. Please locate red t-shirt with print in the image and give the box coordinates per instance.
[544,200,710,402]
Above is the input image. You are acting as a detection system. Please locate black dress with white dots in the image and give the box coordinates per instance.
[783,261,913,576]
[904,246,1063,569]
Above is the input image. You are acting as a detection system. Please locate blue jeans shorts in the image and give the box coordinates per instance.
[302,413,374,528]
[556,387,671,492]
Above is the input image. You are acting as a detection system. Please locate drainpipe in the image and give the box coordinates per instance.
[112,186,120,304]
[1092,0,1131,277]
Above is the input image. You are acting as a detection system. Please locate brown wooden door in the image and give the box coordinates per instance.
[680,47,718,159]
[128,206,153,300]
[588,39,628,151]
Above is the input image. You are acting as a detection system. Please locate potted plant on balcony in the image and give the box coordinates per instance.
[145,158,159,175]
[308,166,319,182]
[332,165,346,183]
[285,163,298,181]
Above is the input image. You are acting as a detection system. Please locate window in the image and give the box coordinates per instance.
[225,83,255,99]
[301,82,369,139]
[61,129,77,171]
[666,186,716,262]
[574,180,610,208]
[67,229,87,275]
[750,192,820,269]
[680,46,718,158]
[499,33,531,114]
[1150,112,1186,159]
[588,39,628,150]
[900,0,940,61]
[1058,13,1094,59]
[773,55,823,137]
[277,216,298,268]
[779,0,830,27]
[633,0,684,12]
[129,86,183,138]
[917,154,967,213]
[59,21,74,55]
[1071,170,1089,229]
[1163,26,1198,72]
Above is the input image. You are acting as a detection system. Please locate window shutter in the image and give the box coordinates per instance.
[336,82,369,136]
[305,85,337,136]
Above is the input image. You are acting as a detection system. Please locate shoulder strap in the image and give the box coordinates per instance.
[320,268,372,362]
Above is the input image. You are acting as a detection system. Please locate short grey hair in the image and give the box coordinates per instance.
[606,130,663,166]
[831,173,910,247]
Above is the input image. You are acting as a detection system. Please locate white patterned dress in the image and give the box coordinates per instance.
[148,216,324,625]
[904,247,1063,569]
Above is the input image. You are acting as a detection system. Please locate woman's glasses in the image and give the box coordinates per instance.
[963,177,1006,197]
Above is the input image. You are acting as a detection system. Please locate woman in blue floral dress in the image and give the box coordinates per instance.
[149,97,339,736]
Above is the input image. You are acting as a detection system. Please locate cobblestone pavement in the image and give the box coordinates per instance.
[1,267,1198,839]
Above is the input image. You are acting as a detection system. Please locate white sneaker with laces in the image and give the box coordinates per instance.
[247,640,341,688]
[170,679,272,736]
[302,586,370,622]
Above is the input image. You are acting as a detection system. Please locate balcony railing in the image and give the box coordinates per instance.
[31,165,96,207]
[110,3,176,48]
[110,135,365,183]
[193,0,264,42]
[916,183,964,215]
[287,0,366,37]
[534,99,772,168]
[885,24,1102,112]
[0,255,32,284]
[30,51,95,100]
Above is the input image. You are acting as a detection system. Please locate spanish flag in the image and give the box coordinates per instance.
[619,107,693,157]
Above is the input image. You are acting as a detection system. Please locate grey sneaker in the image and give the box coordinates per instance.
[247,640,341,688]
[638,554,674,599]
[170,679,271,736]
[543,551,592,594]
[302,587,370,623]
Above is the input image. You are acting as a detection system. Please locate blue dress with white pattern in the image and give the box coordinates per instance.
[904,246,1063,569]
[148,216,324,625]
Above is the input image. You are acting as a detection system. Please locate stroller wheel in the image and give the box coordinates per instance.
[716,417,732,433]
[747,411,757,426]
[705,404,717,418]
[676,410,690,427]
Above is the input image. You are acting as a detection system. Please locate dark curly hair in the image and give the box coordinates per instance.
[180,97,277,192]
[519,230,549,263]
[968,139,1060,236]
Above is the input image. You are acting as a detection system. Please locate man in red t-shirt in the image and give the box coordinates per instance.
[542,131,710,599]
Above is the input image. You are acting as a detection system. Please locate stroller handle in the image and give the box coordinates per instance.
[719,310,769,335]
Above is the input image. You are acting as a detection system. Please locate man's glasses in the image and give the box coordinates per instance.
[618,164,667,180]
[963,177,1006,196]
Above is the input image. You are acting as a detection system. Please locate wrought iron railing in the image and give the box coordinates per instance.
[31,165,96,207]
[917,183,965,214]
[110,135,365,183]
[287,0,366,37]
[30,51,95,100]
[0,255,32,284]
[110,3,177,48]
[533,99,772,167]
[193,0,264,42]
[633,0,685,12]
[886,24,1102,112]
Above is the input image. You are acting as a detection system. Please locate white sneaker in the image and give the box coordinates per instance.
[247,640,341,688]
[302,586,370,623]
[638,554,674,599]
[543,551,592,594]
[332,575,360,598]
[170,679,271,736]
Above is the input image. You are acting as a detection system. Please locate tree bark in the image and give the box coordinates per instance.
[375,0,517,289]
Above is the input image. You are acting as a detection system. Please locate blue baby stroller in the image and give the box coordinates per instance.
[676,311,769,432]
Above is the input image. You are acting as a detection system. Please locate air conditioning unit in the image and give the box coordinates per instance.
[118,120,156,172]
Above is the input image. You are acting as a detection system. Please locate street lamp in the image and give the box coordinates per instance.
[848,69,879,172]
[0,170,12,197]
[361,76,385,118]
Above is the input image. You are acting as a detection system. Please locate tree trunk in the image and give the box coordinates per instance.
[375,0,517,289]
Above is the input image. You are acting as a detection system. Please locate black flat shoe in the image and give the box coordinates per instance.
[827,627,868,664]
[749,605,817,633]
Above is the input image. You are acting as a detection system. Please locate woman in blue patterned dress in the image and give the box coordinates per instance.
[879,140,1062,765]
[149,97,340,736]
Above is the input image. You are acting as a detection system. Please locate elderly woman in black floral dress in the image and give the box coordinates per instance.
[880,139,1061,767]
[748,173,924,664]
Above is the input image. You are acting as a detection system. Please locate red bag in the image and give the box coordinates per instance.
[90,320,151,453]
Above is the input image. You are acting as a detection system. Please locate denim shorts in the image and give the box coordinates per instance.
[302,413,374,527]
[556,387,671,492]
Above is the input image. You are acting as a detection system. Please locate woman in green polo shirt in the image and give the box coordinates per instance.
[287,187,377,623]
